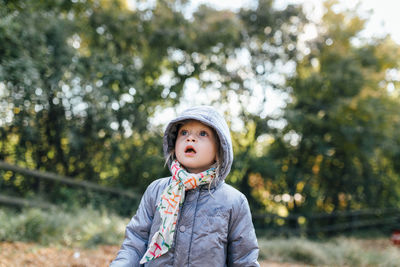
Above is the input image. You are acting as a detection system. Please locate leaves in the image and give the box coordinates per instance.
[263,1,400,214]
[1,0,399,219]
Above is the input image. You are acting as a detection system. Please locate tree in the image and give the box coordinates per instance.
[262,1,400,220]
[0,0,307,214]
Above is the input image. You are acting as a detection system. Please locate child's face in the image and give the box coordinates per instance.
[175,120,218,173]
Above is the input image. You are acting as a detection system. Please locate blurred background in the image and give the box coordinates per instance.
[1,0,400,265]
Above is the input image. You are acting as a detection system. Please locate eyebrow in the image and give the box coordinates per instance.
[179,126,212,133]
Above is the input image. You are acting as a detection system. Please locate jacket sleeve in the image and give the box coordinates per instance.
[227,195,260,267]
[110,180,160,267]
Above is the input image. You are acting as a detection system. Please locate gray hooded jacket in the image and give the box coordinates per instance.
[110,106,259,267]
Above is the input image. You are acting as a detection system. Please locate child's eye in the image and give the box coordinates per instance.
[180,130,188,136]
[199,131,208,137]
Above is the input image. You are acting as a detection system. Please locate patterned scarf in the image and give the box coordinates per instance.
[140,160,216,264]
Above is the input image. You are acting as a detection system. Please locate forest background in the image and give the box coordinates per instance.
[1,0,400,235]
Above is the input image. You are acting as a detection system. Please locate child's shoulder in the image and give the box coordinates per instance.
[219,182,244,195]
[140,176,172,204]
[146,176,172,192]
[214,182,248,206]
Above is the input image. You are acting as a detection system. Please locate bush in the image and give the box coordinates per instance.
[0,207,129,247]
[258,236,400,266]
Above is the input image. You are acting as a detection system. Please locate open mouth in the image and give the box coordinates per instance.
[184,146,196,154]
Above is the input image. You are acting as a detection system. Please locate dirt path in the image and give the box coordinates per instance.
[0,242,117,267]
[1,238,395,266]
[0,242,298,267]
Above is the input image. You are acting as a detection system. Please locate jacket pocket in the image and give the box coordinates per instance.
[199,206,230,242]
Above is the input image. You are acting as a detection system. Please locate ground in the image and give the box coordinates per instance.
[0,242,117,267]
[0,242,303,267]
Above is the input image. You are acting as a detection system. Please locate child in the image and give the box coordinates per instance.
[110,106,259,266]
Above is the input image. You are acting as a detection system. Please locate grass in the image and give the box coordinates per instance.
[0,207,128,248]
[258,236,400,266]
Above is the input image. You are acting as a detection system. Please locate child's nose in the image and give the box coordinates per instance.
[186,134,196,142]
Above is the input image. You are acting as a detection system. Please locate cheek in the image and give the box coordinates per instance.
[209,142,218,158]
[174,142,180,154]
[175,139,184,153]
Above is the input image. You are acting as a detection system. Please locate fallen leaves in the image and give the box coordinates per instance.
[0,242,118,267]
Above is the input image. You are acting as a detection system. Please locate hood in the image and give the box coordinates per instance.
[163,106,233,183]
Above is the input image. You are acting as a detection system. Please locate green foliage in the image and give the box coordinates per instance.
[0,0,307,214]
[258,237,400,266]
[247,0,400,221]
[0,207,127,247]
[0,0,188,203]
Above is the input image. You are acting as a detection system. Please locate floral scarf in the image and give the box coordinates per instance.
[140,160,216,263]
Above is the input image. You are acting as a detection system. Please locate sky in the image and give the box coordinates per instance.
[127,0,400,43]
[356,0,400,44]
[191,0,400,44]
